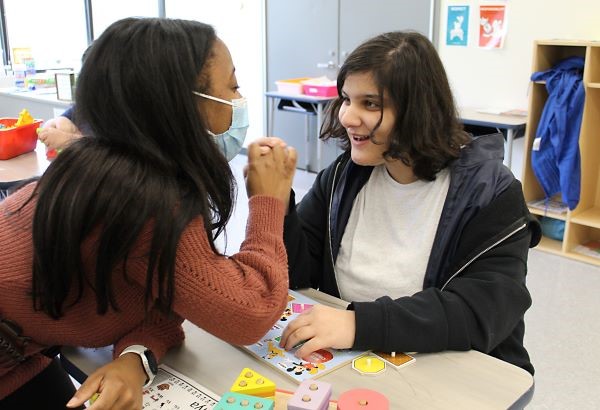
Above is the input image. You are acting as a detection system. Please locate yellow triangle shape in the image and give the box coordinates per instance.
[230,367,276,397]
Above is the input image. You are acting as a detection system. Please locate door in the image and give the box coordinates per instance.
[265,0,436,171]
[265,0,338,171]
[338,0,435,65]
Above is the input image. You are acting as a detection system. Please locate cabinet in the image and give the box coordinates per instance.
[522,40,600,265]
[265,0,436,171]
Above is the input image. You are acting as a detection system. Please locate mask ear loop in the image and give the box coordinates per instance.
[192,91,234,106]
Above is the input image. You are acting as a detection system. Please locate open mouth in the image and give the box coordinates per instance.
[352,134,370,142]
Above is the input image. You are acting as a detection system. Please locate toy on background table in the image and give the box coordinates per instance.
[287,380,332,410]
[351,355,386,376]
[336,388,389,410]
[230,368,276,399]
[0,109,43,160]
[215,392,274,410]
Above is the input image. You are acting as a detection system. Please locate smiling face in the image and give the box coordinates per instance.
[197,38,242,134]
[339,71,394,167]
[339,71,416,183]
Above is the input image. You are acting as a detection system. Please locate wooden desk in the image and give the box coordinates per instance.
[265,91,336,171]
[61,289,533,409]
[459,108,527,169]
[0,142,50,197]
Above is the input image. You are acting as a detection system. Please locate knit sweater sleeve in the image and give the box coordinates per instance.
[127,195,289,346]
[112,307,185,360]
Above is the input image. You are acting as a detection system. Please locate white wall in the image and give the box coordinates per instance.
[437,0,600,178]
[438,0,600,110]
[166,0,264,146]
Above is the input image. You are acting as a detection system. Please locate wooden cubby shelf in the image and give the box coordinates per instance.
[522,40,600,266]
[570,207,600,228]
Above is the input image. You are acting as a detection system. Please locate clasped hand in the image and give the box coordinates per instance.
[37,116,82,150]
[244,137,297,205]
[279,304,356,360]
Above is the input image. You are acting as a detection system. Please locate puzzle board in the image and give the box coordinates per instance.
[242,290,367,383]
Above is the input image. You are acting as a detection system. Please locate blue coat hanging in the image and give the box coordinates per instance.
[530,56,585,210]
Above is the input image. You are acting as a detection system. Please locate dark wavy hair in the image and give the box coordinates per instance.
[321,31,470,180]
[29,18,235,318]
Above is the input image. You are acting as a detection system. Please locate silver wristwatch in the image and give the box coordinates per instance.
[119,345,158,388]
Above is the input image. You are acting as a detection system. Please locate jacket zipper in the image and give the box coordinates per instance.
[440,222,527,291]
[327,161,343,280]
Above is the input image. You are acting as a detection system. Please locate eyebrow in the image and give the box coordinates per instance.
[341,90,381,99]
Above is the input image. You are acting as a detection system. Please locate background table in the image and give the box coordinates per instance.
[265,91,336,172]
[61,289,533,409]
[459,108,527,169]
[0,142,50,198]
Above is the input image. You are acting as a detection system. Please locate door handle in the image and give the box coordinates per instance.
[317,61,336,69]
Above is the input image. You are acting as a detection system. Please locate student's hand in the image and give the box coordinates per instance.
[279,304,356,360]
[66,353,146,410]
[245,141,297,204]
[251,136,287,155]
[37,116,81,150]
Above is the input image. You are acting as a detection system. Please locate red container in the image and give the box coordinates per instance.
[302,82,338,97]
[0,118,43,160]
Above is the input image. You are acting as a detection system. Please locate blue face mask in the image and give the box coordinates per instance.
[193,91,249,161]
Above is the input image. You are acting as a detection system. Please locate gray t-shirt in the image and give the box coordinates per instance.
[335,165,450,302]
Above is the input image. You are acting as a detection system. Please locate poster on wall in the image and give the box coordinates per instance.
[446,5,469,46]
[479,4,507,49]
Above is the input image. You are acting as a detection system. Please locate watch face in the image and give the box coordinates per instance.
[144,350,158,375]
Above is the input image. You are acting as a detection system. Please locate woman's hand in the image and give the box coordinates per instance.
[244,139,297,204]
[252,136,287,155]
[37,116,82,150]
[279,305,356,360]
[66,353,146,410]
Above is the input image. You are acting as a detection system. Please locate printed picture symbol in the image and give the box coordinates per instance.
[292,303,313,314]
[450,15,464,41]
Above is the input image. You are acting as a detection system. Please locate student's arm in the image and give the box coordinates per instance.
[283,163,336,290]
[279,228,532,359]
[351,183,537,356]
[67,307,184,409]
[112,307,185,361]
[351,225,532,353]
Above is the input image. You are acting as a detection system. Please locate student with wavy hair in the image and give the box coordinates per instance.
[279,31,540,375]
[0,17,296,409]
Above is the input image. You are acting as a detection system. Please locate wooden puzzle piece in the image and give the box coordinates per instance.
[337,388,389,410]
[215,392,274,410]
[287,380,332,410]
[291,302,313,314]
[373,351,415,369]
[230,367,276,398]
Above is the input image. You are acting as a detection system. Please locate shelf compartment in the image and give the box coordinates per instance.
[528,207,568,221]
[533,43,586,73]
[535,235,564,255]
[586,45,600,84]
[576,88,600,212]
[570,207,600,229]
[564,223,600,262]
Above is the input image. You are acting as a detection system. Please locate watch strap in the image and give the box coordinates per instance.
[119,345,157,388]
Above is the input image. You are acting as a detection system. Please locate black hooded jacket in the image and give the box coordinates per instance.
[283,133,541,375]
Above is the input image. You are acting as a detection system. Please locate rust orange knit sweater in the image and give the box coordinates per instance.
[0,183,289,398]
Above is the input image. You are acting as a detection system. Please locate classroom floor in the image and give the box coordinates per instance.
[224,154,600,410]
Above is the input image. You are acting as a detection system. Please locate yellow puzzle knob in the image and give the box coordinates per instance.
[352,355,386,376]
